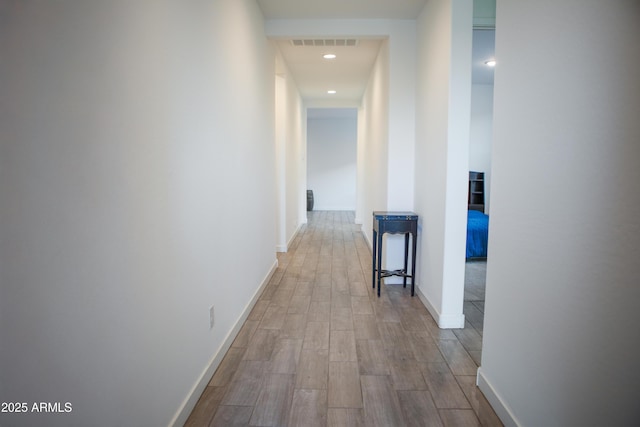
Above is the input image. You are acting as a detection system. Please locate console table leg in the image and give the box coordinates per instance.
[411,231,417,296]
[377,231,383,297]
[403,233,409,288]
[372,230,377,289]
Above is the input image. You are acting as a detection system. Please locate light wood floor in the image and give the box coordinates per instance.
[185,211,502,427]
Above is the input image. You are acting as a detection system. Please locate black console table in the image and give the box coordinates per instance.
[372,211,418,297]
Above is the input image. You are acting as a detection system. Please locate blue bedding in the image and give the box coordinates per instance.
[466,210,489,258]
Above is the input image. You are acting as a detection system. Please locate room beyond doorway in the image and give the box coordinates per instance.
[306,108,358,212]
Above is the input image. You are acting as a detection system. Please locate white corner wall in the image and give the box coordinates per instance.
[307,116,357,211]
[414,0,473,328]
[0,1,277,426]
[357,40,390,237]
[479,1,640,426]
[386,22,417,212]
[275,52,305,252]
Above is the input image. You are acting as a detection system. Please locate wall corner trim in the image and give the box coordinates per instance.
[415,286,465,329]
[477,367,521,427]
[289,223,303,248]
[168,259,279,427]
[277,222,304,253]
[361,224,372,251]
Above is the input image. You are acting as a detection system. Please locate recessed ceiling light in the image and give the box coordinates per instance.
[484,59,496,67]
[327,90,337,94]
[323,53,337,59]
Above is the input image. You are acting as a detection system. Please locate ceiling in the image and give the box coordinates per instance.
[257,0,429,20]
[275,38,383,102]
[259,0,495,104]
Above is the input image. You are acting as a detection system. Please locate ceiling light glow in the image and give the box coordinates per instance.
[484,59,496,67]
[327,90,337,94]
[323,53,337,59]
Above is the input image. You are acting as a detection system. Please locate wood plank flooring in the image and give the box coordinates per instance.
[185,211,502,427]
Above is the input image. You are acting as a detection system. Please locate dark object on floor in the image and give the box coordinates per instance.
[307,190,314,211]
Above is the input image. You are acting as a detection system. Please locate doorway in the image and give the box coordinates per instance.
[463,28,495,355]
[306,108,358,212]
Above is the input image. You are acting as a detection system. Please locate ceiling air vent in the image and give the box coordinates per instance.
[291,39,359,47]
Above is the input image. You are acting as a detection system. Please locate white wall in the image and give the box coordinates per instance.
[307,115,358,211]
[0,1,277,426]
[357,40,390,236]
[386,22,417,212]
[356,36,411,281]
[469,84,494,213]
[275,74,288,250]
[275,52,305,252]
[414,0,473,328]
[479,1,640,426]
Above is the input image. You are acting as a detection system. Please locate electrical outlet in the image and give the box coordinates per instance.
[209,305,215,329]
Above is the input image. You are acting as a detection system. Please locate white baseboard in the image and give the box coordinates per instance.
[276,223,303,253]
[289,223,302,249]
[361,224,373,251]
[477,367,520,427]
[415,286,465,329]
[314,206,357,211]
[169,259,278,427]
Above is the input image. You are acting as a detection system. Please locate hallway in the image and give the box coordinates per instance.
[186,211,502,426]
